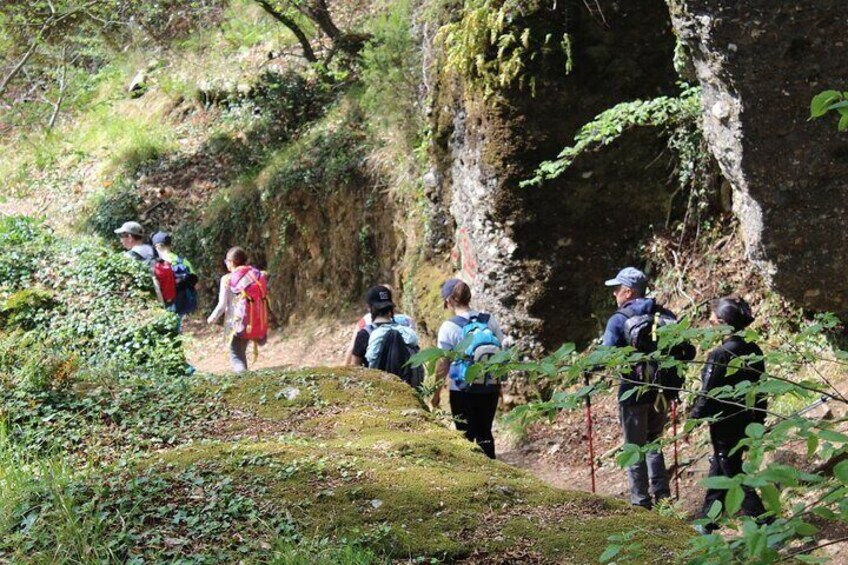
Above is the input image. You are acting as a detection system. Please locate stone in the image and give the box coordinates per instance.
[671,0,848,314]
[128,70,147,98]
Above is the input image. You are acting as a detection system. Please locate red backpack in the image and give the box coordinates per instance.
[229,265,269,341]
[153,259,177,304]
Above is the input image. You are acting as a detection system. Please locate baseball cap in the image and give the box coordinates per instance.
[440,278,462,301]
[365,285,394,309]
[114,221,144,237]
[604,267,647,291]
[151,231,172,246]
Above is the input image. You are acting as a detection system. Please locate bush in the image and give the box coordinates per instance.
[84,178,143,244]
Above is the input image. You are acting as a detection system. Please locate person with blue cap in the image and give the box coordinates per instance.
[432,278,506,459]
[602,266,678,509]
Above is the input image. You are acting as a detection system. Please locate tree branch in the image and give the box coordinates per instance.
[253,0,318,63]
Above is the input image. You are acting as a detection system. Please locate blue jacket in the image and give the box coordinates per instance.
[603,298,675,405]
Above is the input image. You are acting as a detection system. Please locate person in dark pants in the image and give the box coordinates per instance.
[432,279,506,459]
[690,296,769,532]
[602,267,677,509]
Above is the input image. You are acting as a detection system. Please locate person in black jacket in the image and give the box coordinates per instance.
[690,296,769,532]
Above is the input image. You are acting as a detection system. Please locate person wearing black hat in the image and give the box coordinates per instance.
[690,296,769,533]
[343,284,415,365]
[348,285,418,367]
[432,278,505,459]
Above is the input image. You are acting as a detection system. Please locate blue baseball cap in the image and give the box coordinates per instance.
[440,278,463,301]
[605,267,647,291]
[151,231,172,246]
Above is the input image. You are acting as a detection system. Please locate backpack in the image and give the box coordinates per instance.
[448,313,503,392]
[152,259,177,304]
[171,256,198,315]
[367,324,424,389]
[620,305,695,402]
[229,265,269,342]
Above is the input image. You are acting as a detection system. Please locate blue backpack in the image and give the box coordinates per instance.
[171,257,198,315]
[448,313,503,392]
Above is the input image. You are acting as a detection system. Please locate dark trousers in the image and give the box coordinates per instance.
[701,425,767,529]
[449,390,499,459]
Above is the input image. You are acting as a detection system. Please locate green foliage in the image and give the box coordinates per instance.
[810,90,848,132]
[436,0,571,98]
[413,310,848,564]
[360,0,424,146]
[84,177,143,243]
[0,425,116,563]
[526,84,702,186]
[0,287,58,331]
[0,215,185,382]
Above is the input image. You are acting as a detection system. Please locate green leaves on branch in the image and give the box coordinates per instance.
[810,90,848,131]
[525,84,702,186]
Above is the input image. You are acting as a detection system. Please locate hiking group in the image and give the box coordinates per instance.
[114,218,771,531]
[115,220,269,374]
[347,267,771,533]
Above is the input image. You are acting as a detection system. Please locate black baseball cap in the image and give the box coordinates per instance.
[365,285,394,310]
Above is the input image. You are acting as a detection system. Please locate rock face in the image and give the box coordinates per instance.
[428,1,680,349]
[670,1,848,312]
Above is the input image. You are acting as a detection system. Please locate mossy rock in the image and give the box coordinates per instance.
[120,367,690,563]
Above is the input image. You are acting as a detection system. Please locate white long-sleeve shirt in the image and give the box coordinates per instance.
[207,273,233,329]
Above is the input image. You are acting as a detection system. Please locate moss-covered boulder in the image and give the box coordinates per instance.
[99,367,690,563]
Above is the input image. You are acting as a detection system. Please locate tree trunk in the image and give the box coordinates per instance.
[254,0,318,63]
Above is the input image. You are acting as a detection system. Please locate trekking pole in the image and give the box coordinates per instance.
[671,400,680,500]
[584,373,596,494]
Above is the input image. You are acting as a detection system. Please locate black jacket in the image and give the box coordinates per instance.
[690,335,767,429]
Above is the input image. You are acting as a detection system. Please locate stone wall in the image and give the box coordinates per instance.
[671,1,848,312]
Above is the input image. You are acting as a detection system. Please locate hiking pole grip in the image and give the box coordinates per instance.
[584,372,596,494]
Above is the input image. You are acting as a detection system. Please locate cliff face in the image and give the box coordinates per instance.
[670,1,848,313]
[427,1,680,349]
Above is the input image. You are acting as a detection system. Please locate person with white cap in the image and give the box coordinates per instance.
[602,266,676,509]
[114,221,156,268]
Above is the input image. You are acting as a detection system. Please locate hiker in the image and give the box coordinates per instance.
[690,296,769,533]
[114,221,155,267]
[206,246,269,374]
[432,278,505,459]
[152,231,198,332]
[344,284,414,365]
[347,286,423,386]
[602,267,677,509]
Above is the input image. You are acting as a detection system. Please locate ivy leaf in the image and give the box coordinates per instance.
[599,545,620,563]
[833,460,848,484]
[408,347,446,368]
[811,90,841,118]
[745,423,765,439]
[706,500,723,520]
[794,521,818,537]
[760,484,781,513]
[702,476,739,490]
[818,429,848,444]
[725,485,744,515]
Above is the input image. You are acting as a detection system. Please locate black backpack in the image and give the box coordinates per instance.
[620,305,695,401]
[372,328,424,389]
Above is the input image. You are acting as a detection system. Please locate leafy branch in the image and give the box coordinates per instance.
[811,90,848,132]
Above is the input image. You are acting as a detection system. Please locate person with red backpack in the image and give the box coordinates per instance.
[432,278,505,459]
[152,231,198,333]
[115,220,175,307]
[207,247,269,373]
